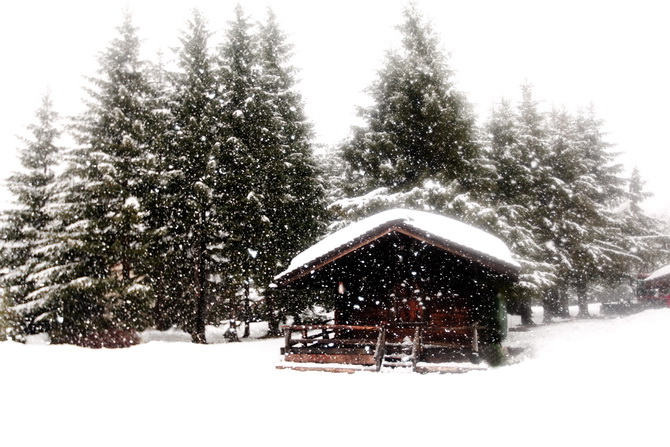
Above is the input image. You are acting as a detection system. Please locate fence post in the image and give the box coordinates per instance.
[284,326,292,352]
[472,323,479,353]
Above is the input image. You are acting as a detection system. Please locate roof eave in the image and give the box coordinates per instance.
[275,220,520,287]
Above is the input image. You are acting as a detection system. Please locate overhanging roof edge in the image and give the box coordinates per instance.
[275,219,520,287]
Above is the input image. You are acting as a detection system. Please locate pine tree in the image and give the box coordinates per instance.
[331,3,489,275]
[531,107,577,320]
[255,8,326,335]
[518,103,629,318]
[480,88,631,321]
[141,48,175,331]
[341,3,478,194]
[482,92,556,323]
[157,9,226,343]
[0,93,62,340]
[52,12,158,345]
[0,292,8,341]
[558,107,627,316]
[614,168,670,293]
[315,145,347,205]
[629,167,651,213]
[215,4,264,339]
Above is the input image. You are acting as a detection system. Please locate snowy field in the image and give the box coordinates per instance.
[3,306,670,447]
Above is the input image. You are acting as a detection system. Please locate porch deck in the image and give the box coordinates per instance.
[278,323,484,373]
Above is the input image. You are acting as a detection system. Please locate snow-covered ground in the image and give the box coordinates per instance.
[2,306,669,446]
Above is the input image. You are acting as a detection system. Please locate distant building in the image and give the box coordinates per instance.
[639,264,670,307]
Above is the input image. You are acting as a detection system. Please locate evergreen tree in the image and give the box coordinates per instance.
[515,101,629,318]
[331,4,488,275]
[612,171,670,291]
[481,89,631,321]
[0,93,62,340]
[0,291,7,341]
[52,12,158,345]
[628,167,651,213]
[142,6,326,341]
[255,8,326,335]
[537,107,578,320]
[482,92,556,323]
[215,4,264,339]
[158,9,226,343]
[141,48,176,331]
[556,107,627,316]
[625,168,670,271]
[315,144,347,206]
[341,3,478,194]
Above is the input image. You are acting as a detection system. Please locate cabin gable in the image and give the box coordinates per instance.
[276,220,518,288]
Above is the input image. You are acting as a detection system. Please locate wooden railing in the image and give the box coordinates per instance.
[280,323,485,370]
[418,324,483,351]
[281,325,386,370]
[411,326,421,368]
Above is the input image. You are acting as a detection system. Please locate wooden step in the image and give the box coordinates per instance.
[382,360,414,368]
[285,347,375,356]
[384,353,413,361]
[284,353,377,366]
[287,338,377,346]
[382,350,416,369]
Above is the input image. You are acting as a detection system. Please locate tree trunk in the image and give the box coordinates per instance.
[543,286,570,322]
[191,291,207,343]
[265,290,281,337]
[242,280,251,338]
[576,282,591,318]
[121,254,132,281]
[191,212,207,344]
[153,277,170,331]
[557,288,571,318]
[542,307,552,324]
[520,299,534,326]
[543,288,557,323]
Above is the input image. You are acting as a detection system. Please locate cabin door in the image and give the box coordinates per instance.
[388,287,425,343]
[394,296,424,323]
[390,282,426,326]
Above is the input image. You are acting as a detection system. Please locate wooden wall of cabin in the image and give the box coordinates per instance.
[333,285,505,346]
[335,293,476,328]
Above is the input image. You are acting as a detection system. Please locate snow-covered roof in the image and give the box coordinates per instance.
[275,208,520,285]
[644,264,670,283]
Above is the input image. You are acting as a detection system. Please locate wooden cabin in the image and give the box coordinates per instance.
[639,265,670,308]
[274,209,520,372]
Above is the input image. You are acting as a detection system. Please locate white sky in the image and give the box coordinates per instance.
[2,0,669,215]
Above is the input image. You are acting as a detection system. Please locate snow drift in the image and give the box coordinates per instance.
[2,307,669,446]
